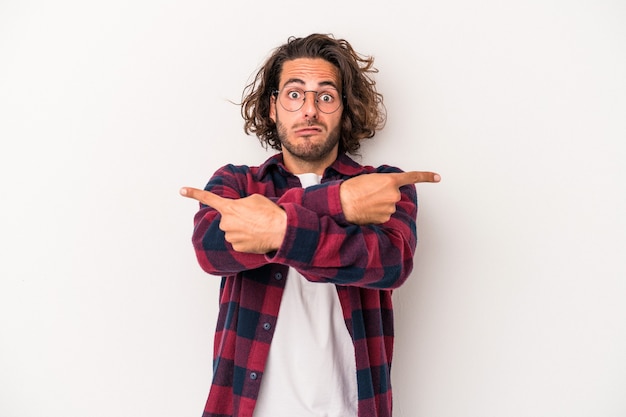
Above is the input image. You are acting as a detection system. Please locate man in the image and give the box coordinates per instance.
[180,33,440,417]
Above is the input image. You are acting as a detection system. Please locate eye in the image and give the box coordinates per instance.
[318,91,337,103]
[286,89,303,100]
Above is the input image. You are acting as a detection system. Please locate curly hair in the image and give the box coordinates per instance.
[240,33,386,155]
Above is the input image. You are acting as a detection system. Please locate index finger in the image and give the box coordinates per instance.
[179,187,228,211]
[392,171,441,187]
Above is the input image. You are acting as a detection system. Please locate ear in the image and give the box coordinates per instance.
[269,94,276,123]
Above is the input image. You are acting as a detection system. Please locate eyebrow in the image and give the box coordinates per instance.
[281,78,340,90]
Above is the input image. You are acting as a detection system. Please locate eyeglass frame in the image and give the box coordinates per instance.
[272,86,344,114]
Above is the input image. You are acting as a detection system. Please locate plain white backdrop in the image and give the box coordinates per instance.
[1,1,625,416]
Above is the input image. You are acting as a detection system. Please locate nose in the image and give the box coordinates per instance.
[302,91,319,118]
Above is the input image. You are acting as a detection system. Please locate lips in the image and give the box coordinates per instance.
[295,124,322,135]
[296,128,320,135]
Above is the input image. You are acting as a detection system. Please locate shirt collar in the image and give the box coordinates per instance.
[257,152,366,179]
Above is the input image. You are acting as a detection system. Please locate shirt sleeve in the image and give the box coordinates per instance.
[191,164,269,276]
[266,169,418,290]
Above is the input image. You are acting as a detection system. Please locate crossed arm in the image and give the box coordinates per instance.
[180,171,440,255]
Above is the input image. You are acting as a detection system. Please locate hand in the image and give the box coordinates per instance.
[179,187,287,254]
[340,171,440,225]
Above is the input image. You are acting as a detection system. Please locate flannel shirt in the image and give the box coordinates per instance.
[191,152,418,417]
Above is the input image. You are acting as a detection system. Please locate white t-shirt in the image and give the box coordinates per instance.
[252,173,358,417]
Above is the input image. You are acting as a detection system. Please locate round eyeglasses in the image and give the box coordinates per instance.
[273,87,342,114]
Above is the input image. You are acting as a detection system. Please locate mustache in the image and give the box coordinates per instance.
[297,120,323,128]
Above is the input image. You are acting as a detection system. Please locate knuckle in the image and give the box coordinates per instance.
[392,189,402,201]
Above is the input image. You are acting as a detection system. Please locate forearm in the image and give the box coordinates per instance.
[192,207,269,275]
[268,187,418,289]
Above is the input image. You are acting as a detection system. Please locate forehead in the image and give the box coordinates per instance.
[278,58,341,88]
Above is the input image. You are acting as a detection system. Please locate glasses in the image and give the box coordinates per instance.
[273,86,342,114]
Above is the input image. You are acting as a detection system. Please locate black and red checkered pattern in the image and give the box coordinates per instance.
[190,153,418,417]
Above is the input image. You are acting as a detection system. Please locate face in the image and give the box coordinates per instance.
[270,58,343,174]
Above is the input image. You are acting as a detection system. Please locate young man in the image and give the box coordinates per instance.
[180,33,440,417]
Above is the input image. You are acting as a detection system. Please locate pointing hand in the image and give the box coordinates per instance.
[180,187,287,254]
[340,171,440,224]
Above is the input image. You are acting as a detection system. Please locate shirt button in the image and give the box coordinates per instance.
[274,272,283,280]
[250,372,258,380]
[263,322,271,330]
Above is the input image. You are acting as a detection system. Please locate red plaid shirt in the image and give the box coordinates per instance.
[190,152,418,417]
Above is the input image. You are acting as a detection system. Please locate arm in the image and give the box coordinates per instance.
[268,173,419,289]
[182,166,439,287]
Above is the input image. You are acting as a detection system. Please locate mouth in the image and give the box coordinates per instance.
[295,125,322,136]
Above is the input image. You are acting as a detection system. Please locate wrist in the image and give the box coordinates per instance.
[339,181,359,223]
[268,207,287,252]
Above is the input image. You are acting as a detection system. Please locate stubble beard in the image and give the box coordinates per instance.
[276,119,342,163]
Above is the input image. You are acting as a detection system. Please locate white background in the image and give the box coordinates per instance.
[1,1,625,416]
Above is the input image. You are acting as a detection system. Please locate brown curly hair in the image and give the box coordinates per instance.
[240,33,386,155]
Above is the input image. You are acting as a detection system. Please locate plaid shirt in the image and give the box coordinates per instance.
[191,152,418,417]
